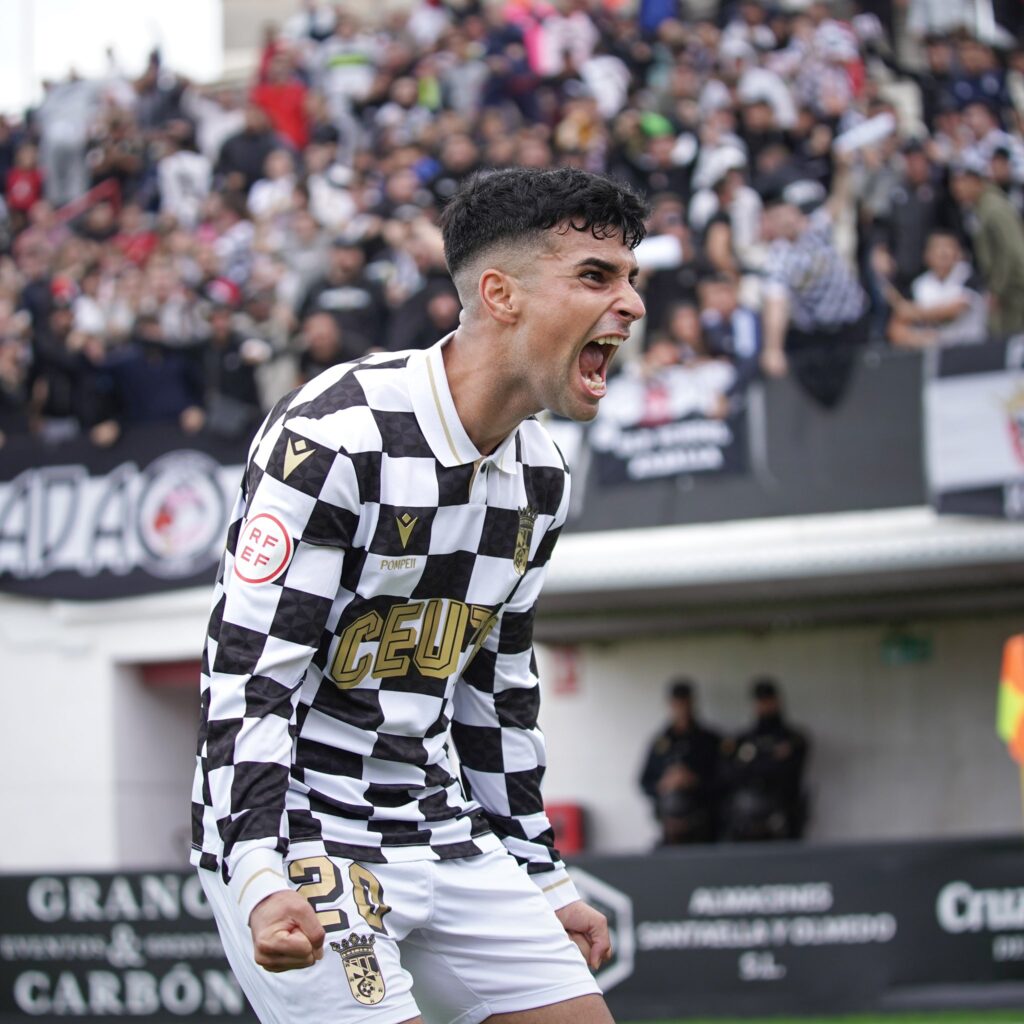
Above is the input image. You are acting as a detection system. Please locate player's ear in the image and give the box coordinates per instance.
[478,268,519,325]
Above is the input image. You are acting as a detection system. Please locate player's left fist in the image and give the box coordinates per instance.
[555,900,612,971]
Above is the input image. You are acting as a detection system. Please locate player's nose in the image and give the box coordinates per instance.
[617,281,646,323]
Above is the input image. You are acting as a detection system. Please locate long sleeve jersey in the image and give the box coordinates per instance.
[190,338,579,921]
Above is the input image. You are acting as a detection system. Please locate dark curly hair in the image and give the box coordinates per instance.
[439,167,649,279]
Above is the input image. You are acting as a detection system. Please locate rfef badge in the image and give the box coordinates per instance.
[330,934,386,1005]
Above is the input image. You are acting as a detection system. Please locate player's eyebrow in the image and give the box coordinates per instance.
[573,257,640,283]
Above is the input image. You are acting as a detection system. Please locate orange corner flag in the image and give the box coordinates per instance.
[997,635,1024,763]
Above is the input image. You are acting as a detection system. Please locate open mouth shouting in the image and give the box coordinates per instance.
[579,335,626,398]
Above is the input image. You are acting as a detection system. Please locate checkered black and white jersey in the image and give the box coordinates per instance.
[765,209,866,331]
[190,338,580,919]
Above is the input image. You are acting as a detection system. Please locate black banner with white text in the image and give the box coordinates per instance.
[1,838,1022,1022]
[547,361,749,493]
[575,836,1024,1018]
[0,426,246,600]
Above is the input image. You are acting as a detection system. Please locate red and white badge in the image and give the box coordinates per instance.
[234,513,293,584]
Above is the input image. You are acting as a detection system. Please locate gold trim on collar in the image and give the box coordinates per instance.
[426,353,463,464]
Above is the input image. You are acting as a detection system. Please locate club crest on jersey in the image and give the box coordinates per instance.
[331,934,386,1005]
[514,506,538,576]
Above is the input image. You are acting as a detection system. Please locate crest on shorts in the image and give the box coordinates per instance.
[330,933,385,1005]
[514,506,537,576]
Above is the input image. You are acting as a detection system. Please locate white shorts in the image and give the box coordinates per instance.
[201,848,600,1024]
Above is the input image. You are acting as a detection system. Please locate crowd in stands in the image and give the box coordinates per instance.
[2,0,1024,449]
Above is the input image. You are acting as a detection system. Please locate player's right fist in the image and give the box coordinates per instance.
[249,890,326,973]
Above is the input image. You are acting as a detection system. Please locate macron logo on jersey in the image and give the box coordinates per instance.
[284,437,316,479]
[395,512,418,549]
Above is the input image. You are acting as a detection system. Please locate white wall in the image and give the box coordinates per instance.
[0,589,208,872]
[2,587,1021,871]
[0,596,120,869]
[113,666,201,868]
[537,614,1024,853]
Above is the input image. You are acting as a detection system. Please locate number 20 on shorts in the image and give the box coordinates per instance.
[288,858,391,934]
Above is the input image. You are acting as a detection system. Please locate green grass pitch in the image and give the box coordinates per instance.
[630,1013,1024,1024]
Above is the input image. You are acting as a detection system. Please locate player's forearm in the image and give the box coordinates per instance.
[762,290,789,356]
[908,299,969,324]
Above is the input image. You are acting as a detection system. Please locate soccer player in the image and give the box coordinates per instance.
[190,166,647,1024]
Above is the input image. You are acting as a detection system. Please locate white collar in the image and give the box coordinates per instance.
[407,335,519,474]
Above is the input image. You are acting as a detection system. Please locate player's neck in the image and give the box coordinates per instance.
[442,327,534,456]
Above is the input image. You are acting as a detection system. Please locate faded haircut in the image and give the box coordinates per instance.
[439,167,649,290]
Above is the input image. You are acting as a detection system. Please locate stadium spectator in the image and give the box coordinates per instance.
[887,230,987,348]
[0,0,1023,459]
[295,310,351,384]
[296,236,386,350]
[719,678,810,842]
[27,284,107,443]
[871,138,953,294]
[697,272,761,402]
[199,301,268,439]
[384,218,461,351]
[427,131,483,204]
[215,103,280,193]
[250,47,311,152]
[689,147,765,280]
[606,293,743,428]
[247,147,298,224]
[374,76,436,149]
[157,121,212,230]
[905,0,974,43]
[35,73,102,207]
[0,116,19,188]
[950,38,1010,114]
[633,191,699,337]
[656,298,703,364]
[0,290,30,446]
[963,99,1024,175]
[950,152,1024,337]
[314,9,380,128]
[991,144,1024,216]
[640,679,722,845]
[71,263,108,339]
[760,159,869,408]
[98,312,205,436]
[113,202,159,267]
[871,31,956,134]
[0,331,28,447]
[86,109,150,207]
[181,83,247,167]
[5,142,44,237]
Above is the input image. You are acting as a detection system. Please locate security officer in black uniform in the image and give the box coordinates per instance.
[720,677,810,841]
[639,679,722,845]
